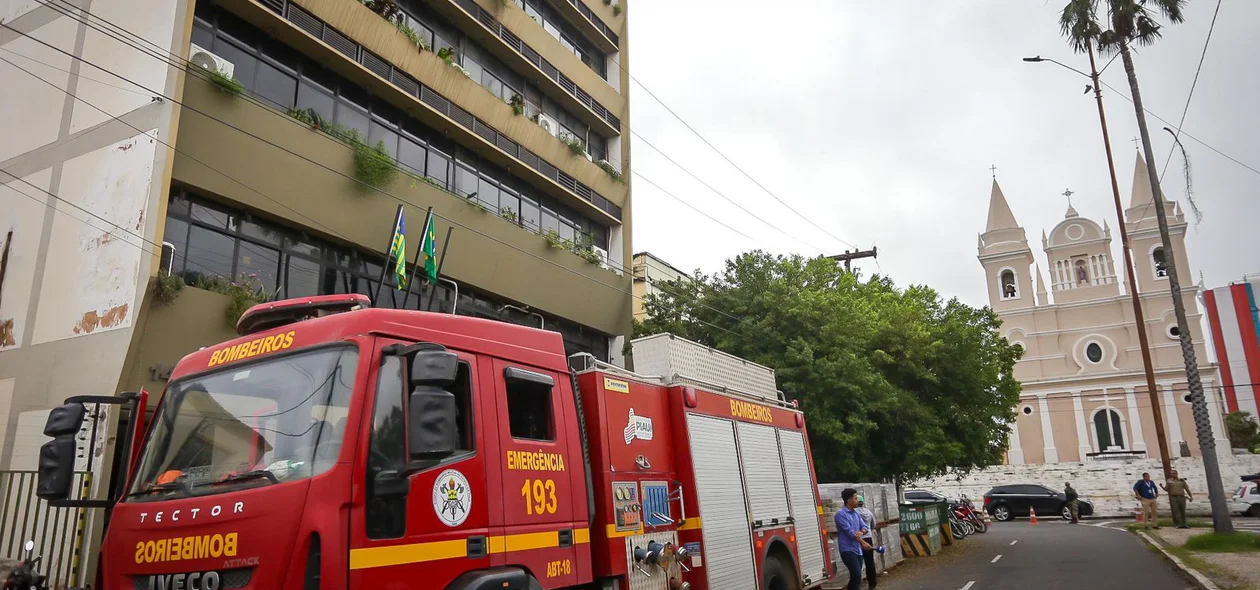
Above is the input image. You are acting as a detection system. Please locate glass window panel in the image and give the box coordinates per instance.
[285,235,321,258]
[426,150,450,188]
[339,83,370,112]
[168,193,191,216]
[184,226,236,282]
[162,218,189,275]
[336,101,370,140]
[397,137,426,178]
[189,202,231,228]
[541,208,558,234]
[285,255,321,298]
[368,121,400,159]
[519,196,540,231]
[260,37,299,71]
[462,55,483,82]
[477,176,499,210]
[216,11,257,47]
[238,241,280,293]
[209,40,257,93]
[302,63,337,93]
[296,81,335,122]
[455,164,477,198]
[240,220,282,246]
[558,221,574,243]
[254,61,297,109]
[191,23,213,50]
[499,188,520,217]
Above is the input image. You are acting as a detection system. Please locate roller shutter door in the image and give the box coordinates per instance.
[686,413,756,590]
[780,429,827,585]
[736,421,791,526]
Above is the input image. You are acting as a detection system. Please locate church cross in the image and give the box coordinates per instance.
[1062,188,1074,208]
[1131,136,1141,150]
[989,164,998,178]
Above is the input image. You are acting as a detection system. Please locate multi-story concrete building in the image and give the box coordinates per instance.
[1,0,630,486]
[631,251,689,319]
[978,154,1229,465]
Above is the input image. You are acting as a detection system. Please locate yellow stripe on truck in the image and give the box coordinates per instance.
[349,528,591,570]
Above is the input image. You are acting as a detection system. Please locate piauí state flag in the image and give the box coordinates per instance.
[421,214,438,284]
[389,212,407,290]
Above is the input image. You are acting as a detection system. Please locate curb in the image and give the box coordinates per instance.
[1136,532,1219,590]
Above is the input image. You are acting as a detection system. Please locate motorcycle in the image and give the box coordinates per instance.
[946,502,972,538]
[957,494,988,533]
[4,540,49,590]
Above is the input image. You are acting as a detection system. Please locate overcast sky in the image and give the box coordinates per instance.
[625,0,1260,309]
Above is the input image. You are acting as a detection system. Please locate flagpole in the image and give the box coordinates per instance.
[372,204,404,307]
[425,227,454,313]
[400,207,434,310]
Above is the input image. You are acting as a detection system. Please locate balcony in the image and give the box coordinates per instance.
[217,0,626,221]
[551,0,620,54]
[171,73,633,335]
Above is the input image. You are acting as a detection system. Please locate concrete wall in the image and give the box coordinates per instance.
[915,454,1260,518]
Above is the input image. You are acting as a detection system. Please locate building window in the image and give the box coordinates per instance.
[1085,342,1103,364]
[1093,408,1125,451]
[1167,324,1180,339]
[1074,259,1090,285]
[1022,405,1034,416]
[1000,270,1018,300]
[505,369,554,441]
[1152,248,1169,278]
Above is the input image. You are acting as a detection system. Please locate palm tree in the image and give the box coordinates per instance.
[1058,0,1233,534]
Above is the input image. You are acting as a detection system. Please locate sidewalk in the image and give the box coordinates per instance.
[1132,519,1260,590]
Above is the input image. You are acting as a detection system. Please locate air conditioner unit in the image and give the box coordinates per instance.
[536,113,560,137]
[189,43,235,78]
[592,246,609,269]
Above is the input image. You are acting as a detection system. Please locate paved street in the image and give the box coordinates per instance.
[874,521,1195,590]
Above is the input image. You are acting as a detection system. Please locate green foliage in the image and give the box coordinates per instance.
[573,243,603,265]
[354,140,399,189]
[595,159,623,182]
[437,47,456,65]
[192,274,268,329]
[151,273,185,306]
[635,252,1024,483]
[395,21,428,51]
[206,69,244,97]
[560,134,586,156]
[612,3,621,16]
[1226,411,1260,450]
[1058,0,1186,54]
[510,93,525,116]
[1183,532,1260,553]
[359,0,403,22]
[543,229,572,251]
[499,206,519,223]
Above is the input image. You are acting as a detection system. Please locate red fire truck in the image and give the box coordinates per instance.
[36,294,833,590]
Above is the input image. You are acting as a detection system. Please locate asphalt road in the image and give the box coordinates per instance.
[871,521,1195,590]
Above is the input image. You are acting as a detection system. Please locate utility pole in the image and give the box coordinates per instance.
[1085,43,1173,478]
[828,247,877,272]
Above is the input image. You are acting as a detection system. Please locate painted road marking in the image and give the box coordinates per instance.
[991,554,1003,563]
[1009,540,1018,545]
[960,582,975,590]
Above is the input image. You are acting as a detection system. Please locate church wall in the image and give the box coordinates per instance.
[1048,395,1081,462]
[1015,404,1045,465]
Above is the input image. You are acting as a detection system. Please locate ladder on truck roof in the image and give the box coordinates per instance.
[570,333,790,406]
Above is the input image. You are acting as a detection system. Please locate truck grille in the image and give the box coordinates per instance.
[132,567,253,590]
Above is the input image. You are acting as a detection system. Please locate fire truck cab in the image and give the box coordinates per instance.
[36,294,832,590]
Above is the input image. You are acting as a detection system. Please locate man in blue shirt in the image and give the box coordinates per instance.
[1134,472,1160,529]
[835,488,874,590]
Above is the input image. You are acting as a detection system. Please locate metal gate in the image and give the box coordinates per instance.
[0,470,93,589]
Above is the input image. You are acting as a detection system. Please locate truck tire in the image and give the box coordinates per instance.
[761,553,801,590]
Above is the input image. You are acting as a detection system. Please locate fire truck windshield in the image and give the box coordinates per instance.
[127,345,358,501]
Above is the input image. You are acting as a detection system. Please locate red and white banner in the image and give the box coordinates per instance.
[1203,280,1260,418]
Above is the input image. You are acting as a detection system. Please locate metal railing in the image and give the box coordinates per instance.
[0,470,92,589]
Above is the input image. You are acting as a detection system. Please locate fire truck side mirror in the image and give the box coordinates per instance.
[36,403,86,501]
[407,349,460,461]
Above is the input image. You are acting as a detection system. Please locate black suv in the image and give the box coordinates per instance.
[983,484,1095,521]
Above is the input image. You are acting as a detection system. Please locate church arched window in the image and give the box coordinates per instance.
[1092,408,1125,451]
[1074,259,1090,285]
[1000,270,1017,299]
[1152,248,1168,278]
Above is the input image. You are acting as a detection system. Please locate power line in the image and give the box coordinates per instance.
[631,172,760,244]
[0,20,755,341]
[1158,0,1223,184]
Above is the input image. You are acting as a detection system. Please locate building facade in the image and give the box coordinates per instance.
[631,251,689,319]
[1203,278,1260,420]
[1,0,630,485]
[978,154,1229,465]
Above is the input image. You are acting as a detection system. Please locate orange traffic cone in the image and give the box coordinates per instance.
[1029,507,1039,525]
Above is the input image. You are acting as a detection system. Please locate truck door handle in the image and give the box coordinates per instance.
[558,529,573,548]
[467,535,487,559]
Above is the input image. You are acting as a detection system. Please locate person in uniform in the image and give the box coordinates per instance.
[1161,469,1194,529]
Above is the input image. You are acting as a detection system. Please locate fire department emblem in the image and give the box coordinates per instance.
[432,469,471,527]
[624,408,654,444]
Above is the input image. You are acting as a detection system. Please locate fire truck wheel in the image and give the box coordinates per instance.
[760,553,801,590]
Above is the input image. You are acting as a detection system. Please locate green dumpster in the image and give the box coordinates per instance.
[898,503,942,556]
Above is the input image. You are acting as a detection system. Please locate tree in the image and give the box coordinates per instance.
[1059,0,1233,534]
[634,251,1023,483]
[1225,411,1259,451]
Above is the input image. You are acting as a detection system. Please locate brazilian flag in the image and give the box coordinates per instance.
[420,214,438,284]
[389,212,406,289]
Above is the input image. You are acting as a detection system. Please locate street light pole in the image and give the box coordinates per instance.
[1023,48,1172,479]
